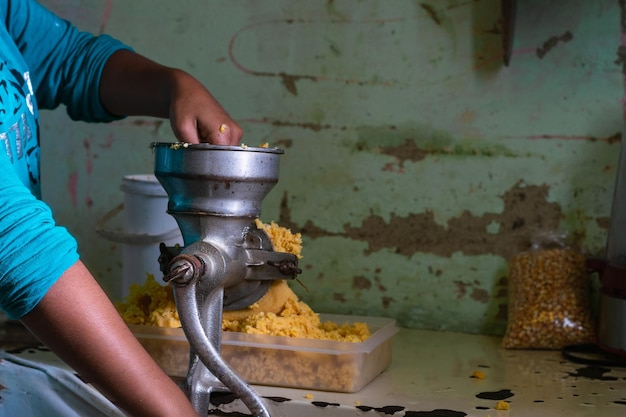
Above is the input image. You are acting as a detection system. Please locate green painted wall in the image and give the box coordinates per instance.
[39,0,622,335]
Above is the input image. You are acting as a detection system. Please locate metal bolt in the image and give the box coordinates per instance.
[163,254,205,285]
[267,259,302,277]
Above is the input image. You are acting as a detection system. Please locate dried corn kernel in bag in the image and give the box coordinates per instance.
[502,233,596,349]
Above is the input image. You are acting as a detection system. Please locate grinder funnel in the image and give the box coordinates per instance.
[153,143,283,218]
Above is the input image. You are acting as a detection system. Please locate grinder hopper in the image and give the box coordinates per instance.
[152,143,301,417]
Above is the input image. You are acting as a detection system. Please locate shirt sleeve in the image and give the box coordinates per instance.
[0,0,133,122]
[0,151,79,319]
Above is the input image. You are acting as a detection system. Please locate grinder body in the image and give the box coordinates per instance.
[153,143,301,417]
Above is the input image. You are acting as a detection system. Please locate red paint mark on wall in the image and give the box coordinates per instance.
[84,138,93,175]
[100,133,114,149]
[99,0,113,35]
[83,137,94,208]
[67,171,78,207]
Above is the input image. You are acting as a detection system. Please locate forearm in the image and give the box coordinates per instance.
[20,261,199,417]
[99,49,242,144]
[99,49,181,118]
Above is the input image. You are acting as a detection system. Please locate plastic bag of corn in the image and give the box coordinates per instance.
[502,232,596,349]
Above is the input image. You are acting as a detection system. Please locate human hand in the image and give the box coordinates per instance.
[168,70,243,145]
[100,50,243,146]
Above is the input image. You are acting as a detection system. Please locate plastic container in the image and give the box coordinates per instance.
[129,314,397,393]
[96,175,182,299]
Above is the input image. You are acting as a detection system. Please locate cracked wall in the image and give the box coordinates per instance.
[39,0,622,334]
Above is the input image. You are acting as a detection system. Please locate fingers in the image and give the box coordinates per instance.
[171,116,243,146]
[163,70,244,145]
[211,121,243,145]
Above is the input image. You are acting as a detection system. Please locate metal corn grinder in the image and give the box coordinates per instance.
[152,143,301,417]
[590,126,626,359]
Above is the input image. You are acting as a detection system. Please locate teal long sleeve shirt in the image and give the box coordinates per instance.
[0,0,131,319]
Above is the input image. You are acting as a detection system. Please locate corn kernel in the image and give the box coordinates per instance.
[502,247,595,349]
[495,401,510,410]
[471,370,486,379]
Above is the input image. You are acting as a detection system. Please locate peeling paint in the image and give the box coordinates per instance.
[377,139,429,167]
[272,138,294,148]
[267,117,334,132]
[353,276,372,290]
[375,138,521,169]
[470,287,489,303]
[420,3,442,26]
[454,280,475,299]
[381,296,395,309]
[596,217,610,229]
[83,138,93,176]
[619,0,626,117]
[280,72,310,96]
[282,182,564,261]
[333,293,346,302]
[496,303,508,321]
[451,280,489,304]
[536,31,574,59]
[126,119,164,129]
[504,132,620,143]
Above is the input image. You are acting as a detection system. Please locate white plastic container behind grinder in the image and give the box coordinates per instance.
[97,175,182,299]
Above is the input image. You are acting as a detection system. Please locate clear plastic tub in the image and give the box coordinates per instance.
[129,314,397,392]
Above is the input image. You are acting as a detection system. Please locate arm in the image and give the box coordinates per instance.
[5,0,241,144]
[20,261,200,417]
[99,49,243,145]
[0,162,197,417]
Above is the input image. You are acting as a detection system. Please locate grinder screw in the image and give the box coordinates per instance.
[163,254,206,285]
[267,259,302,277]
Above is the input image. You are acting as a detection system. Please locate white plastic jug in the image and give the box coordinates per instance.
[97,175,182,299]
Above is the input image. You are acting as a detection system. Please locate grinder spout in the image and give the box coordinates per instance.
[152,143,300,417]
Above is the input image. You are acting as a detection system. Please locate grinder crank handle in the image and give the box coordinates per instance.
[164,254,272,417]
